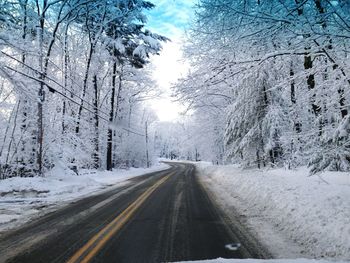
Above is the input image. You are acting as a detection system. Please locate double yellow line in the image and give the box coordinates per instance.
[67,174,172,263]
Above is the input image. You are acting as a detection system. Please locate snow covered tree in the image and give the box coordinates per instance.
[175,0,350,173]
[0,0,167,178]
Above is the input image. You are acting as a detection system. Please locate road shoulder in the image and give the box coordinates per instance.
[195,168,272,259]
[195,162,350,260]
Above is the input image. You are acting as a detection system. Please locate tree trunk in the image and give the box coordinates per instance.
[19,0,32,174]
[93,75,99,168]
[290,66,296,104]
[108,65,123,170]
[75,42,94,135]
[294,0,304,15]
[62,24,70,133]
[145,121,149,168]
[36,0,67,175]
[106,61,117,171]
[36,0,47,176]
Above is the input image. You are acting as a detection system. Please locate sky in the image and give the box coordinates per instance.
[145,0,195,122]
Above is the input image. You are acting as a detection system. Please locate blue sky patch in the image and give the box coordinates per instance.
[146,0,196,40]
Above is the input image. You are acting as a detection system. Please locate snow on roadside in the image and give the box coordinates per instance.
[0,163,169,233]
[175,258,349,263]
[195,163,350,260]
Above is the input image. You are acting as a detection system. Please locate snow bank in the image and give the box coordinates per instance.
[175,259,348,263]
[196,163,350,260]
[0,163,169,233]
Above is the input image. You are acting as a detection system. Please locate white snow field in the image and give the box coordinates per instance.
[0,163,169,233]
[196,163,350,261]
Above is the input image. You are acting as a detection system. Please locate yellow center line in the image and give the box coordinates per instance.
[66,173,173,263]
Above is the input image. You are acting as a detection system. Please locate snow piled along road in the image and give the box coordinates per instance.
[0,163,169,233]
[196,163,350,261]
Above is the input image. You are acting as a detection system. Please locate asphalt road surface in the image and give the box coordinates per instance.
[0,163,270,263]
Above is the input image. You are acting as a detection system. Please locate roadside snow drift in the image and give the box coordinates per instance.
[196,163,350,260]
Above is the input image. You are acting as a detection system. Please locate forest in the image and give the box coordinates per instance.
[0,0,350,179]
[0,0,167,179]
[171,0,350,174]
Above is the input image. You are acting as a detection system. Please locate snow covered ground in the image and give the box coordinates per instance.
[195,163,350,261]
[0,163,169,233]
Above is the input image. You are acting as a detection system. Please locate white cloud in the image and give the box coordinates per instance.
[152,40,189,87]
[145,0,194,121]
[148,40,190,121]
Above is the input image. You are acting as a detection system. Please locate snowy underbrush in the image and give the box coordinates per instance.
[0,163,169,233]
[196,163,350,260]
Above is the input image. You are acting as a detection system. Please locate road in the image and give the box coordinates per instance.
[0,163,270,263]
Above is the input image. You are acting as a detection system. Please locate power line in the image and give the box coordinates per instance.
[4,65,145,137]
[1,51,111,118]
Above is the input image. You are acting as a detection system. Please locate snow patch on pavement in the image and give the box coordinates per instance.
[0,163,169,233]
[195,163,350,260]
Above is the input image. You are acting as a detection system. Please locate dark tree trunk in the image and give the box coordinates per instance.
[111,68,123,168]
[294,0,303,15]
[289,61,302,161]
[93,75,99,168]
[304,48,320,116]
[75,42,94,135]
[145,121,149,168]
[62,25,70,133]
[36,0,67,175]
[338,87,348,118]
[290,67,296,104]
[106,61,117,171]
[290,65,302,133]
